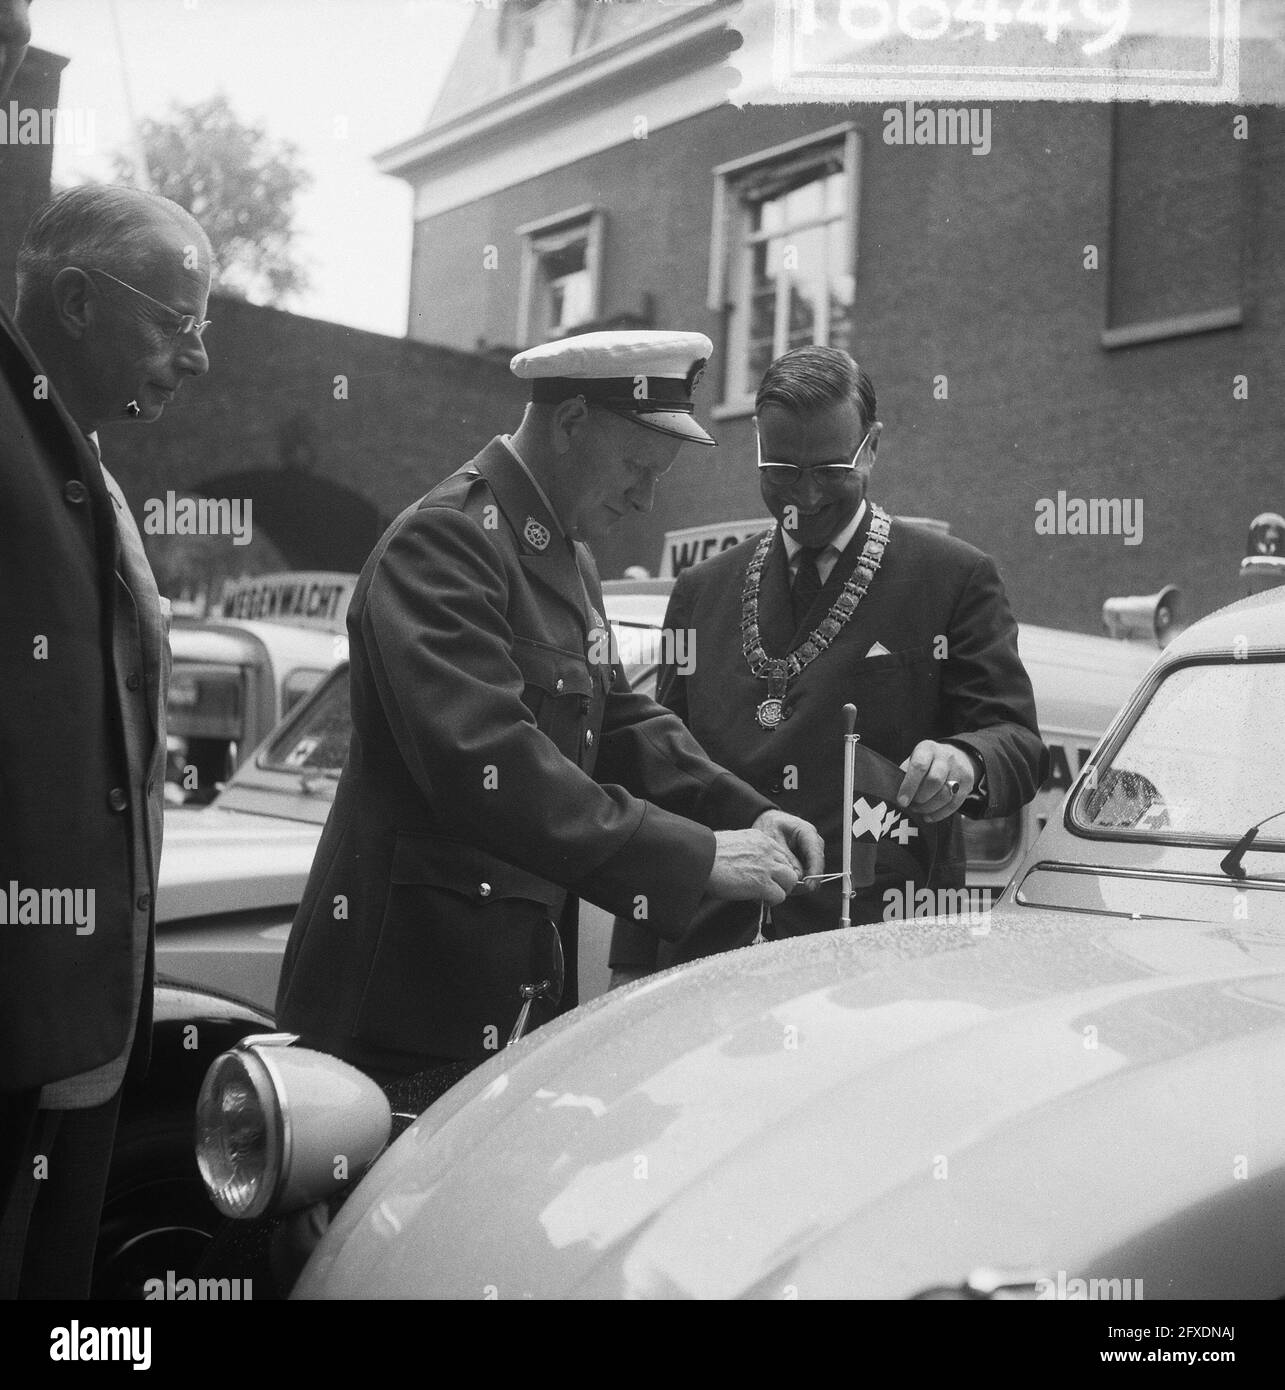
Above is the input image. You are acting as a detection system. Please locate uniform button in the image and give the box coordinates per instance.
[768,783,783,796]
[108,787,128,811]
[555,678,565,693]
[63,480,88,504]
[585,729,594,747]
[136,893,151,912]
[125,671,141,691]
[478,882,491,898]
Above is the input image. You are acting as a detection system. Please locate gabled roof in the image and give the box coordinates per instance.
[425,0,680,132]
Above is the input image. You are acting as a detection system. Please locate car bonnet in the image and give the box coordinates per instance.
[293,912,1285,1299]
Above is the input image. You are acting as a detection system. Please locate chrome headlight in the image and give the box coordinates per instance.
[195,1034,391,1220]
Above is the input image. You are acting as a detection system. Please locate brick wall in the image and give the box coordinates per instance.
[407,101,1284,633]
[101,294,530,575]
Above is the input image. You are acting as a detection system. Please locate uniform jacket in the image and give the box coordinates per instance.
[0,306,167,1096]
[611,506,1048,967]
[275,439,774,1071]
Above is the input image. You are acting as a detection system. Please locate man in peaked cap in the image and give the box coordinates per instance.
[276,329,823,1081]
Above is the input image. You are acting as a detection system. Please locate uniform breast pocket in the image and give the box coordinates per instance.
[353,832,566,1059]
[511,637,595,756]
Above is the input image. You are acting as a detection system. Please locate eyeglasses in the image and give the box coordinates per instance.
[84,268,211,343]
[756,427,872,487]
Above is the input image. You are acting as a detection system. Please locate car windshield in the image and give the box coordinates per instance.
[1070,658,1285,844]
[260,669,350,775]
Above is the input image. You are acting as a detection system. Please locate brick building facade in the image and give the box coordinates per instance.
[379,0,1285,632]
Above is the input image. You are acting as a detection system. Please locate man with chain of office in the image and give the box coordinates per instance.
[611,345,1048,980]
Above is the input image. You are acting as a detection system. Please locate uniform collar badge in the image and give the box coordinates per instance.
[523,516,551,552]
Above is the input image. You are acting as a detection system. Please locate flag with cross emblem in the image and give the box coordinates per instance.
[844,741,923,888]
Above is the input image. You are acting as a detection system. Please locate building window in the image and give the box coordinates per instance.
[1102,104,1245,349]
[709,125,860,411]
[516,206,604,345]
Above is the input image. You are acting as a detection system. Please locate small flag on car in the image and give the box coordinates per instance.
[843,739,921,890]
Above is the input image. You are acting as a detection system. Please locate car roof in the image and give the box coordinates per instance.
[1159,586,1285,660]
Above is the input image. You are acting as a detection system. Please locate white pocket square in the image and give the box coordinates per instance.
[864,641,892,658]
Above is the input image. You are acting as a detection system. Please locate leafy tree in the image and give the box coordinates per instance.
[112,92,312,306]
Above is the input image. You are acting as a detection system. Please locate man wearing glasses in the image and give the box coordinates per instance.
[1,181,212,1296]
[610,345,1046,980]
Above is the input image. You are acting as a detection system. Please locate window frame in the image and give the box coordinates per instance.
[515,204,605,347]
[708,123,860,416]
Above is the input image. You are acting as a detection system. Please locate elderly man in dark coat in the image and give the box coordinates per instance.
[0,180,211,1297]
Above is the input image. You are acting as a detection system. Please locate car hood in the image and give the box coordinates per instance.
[296,911,1285,1300]
[159,805,321,921]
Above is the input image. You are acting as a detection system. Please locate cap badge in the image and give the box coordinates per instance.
[685,357,708,394]
[523,517,551,552]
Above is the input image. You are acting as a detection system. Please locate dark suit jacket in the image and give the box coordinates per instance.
[275,439,774,1071]
[610,507,1048,968]
[0,306,164,1095]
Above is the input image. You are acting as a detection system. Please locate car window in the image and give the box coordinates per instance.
[1070,658,1285,842]
[260,670,351,774]
[167,664,245,740]
[281,667,329,717]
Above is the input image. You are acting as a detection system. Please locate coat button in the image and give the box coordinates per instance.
[108,787,128,811]
[585,729,594,747]
[126,671,141,691]
[63,480,88,504]
[555,678,565,693]
[136,893,151,911]
[478,882,491,897]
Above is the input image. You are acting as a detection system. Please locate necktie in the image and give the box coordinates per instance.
[792,546,826,628]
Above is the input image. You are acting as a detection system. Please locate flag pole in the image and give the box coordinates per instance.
[841,703,858,929]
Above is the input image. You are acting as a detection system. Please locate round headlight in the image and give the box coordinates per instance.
[195,1046,287,1219]
[196,1036,392,1220]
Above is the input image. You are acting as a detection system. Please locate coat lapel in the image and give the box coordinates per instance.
[99,461,169,745]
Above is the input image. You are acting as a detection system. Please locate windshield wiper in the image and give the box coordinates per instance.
[1220,807,1285,880]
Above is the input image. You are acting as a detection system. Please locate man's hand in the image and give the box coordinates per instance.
[752,809,825,888]
[707,827,803,904]
[897,740,977,824]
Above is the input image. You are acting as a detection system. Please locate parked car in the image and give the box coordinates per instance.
[195,584,1285,1299]
[166,571,354,803]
